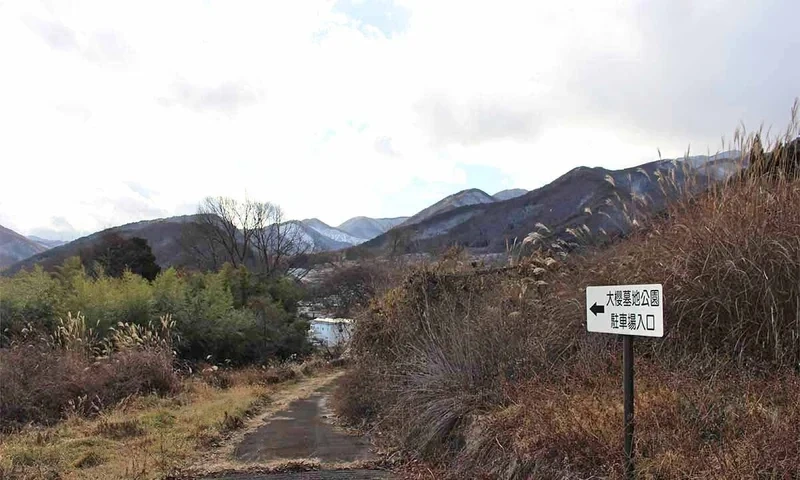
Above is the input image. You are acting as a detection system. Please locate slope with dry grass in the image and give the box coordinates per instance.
[335,112,800,478]
[0,360,341,480]
[0,306,344,479]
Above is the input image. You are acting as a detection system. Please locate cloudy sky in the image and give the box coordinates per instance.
[1,0,798,240]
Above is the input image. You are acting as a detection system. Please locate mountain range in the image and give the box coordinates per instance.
[0,155,739,273]
[400,189,497,227]
[337,216,408,240]
[0,225,48,268]
[27,236,68,249]
[0,214,410,272]
[357,152,742,255]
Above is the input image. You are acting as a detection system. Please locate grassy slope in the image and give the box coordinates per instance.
[336,129,800,478]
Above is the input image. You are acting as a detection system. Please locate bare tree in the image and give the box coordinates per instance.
[181,196,311,278]
[251,202,311,278]
[178,219,224,271]
[388,228,410,256]
[195,196,259,269]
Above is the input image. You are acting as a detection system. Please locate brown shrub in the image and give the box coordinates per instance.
[331,364,387,426]
[0,344,179,431]
[218,411,245,432]
[344,263,568,460]
[312,259,414,318]
[261,365,298,385]
[219,364,298,387]
[338,124,800,477]
[457,364,800,479]
[94,418,145,439]
[73,451,105,469]
[199,368,234,389]
[324,357,348,368]
[198,360,337,391]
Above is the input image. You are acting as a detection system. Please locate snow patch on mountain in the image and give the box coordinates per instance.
[300,218,367,245]
[337,216,408,240]
[681,150,741,169]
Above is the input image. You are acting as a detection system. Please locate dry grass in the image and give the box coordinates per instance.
[198,364,299,390]
[453,363,800,479]
[0,380,263,479]
[0,360,341,480]
[336,111,800,478]
[0,346,180,430]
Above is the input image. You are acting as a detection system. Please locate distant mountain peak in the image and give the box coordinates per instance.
[358,152,748,256]
[299,218,367,246]
[492,188,528,201]
[0,225,49,269]
[679,150,741,169]
[401,188,495,227]
[459,187,493,196]
[337,216,408,240]
[26,235,68,249]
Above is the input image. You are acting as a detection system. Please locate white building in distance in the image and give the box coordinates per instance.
[309,318,353,347]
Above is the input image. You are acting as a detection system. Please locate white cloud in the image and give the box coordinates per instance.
[1,0,798,238]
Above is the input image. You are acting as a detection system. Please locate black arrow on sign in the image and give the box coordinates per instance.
[590,302,605,316]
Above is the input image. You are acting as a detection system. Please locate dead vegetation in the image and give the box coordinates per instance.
[0,314,180,432]
[0,358,342,480]
[0,304,346,479]
[335,108,800,478]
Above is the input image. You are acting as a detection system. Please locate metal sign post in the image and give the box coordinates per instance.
[623,335,634,479]
[586,284,664,480]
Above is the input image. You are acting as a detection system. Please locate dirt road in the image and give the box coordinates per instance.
[233,384,377,464]
[199,374,391,480]
[202,471,390,480]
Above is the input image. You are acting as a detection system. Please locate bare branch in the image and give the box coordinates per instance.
[182,196,313,278]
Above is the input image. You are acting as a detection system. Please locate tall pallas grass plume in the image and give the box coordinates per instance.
[519,99,800,255]
[48,311,178,359]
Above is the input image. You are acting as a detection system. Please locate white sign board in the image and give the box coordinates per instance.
[586,284,664,337]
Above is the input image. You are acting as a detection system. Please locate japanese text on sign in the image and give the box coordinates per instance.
[586,284,664,338]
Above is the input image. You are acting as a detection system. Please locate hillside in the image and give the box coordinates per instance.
[337,216,407,240]
[4,215,204,274]
[0,225,48,269]
[358,153,742,255]
[284,220,356,252]
[339,137,800,478]
[5,215,366,275]
[5,214,403,274]
[5,151,743,272]
[400,188,496,227]
[26,236,68,249]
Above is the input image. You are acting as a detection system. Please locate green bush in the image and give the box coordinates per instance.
[266,276,305,314]
[0,266,64,343]
[62,270,154,331]
[1,258,313,365]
